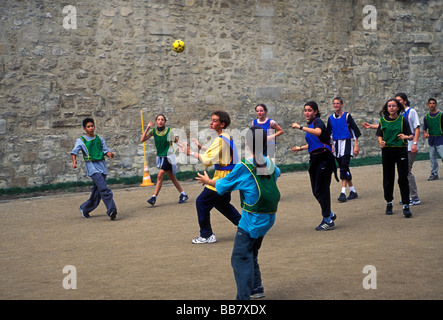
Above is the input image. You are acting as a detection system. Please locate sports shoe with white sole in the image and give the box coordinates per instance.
[109,210,117,221]
[250,286,265,299]
[315,219,335,231]
[179,193,189,204]
[192,234,217,244]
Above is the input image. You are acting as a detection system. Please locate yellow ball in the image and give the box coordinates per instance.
[172,39,185,53]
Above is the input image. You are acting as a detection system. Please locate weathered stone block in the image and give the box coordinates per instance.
[0,119,6,134]
[256,87,281,100]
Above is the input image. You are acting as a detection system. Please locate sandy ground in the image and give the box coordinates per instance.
[0,160,442,300]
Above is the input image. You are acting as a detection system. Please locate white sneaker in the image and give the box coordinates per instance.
[192,234,217,244]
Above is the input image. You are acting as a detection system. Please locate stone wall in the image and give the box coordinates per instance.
[0,0,442,188]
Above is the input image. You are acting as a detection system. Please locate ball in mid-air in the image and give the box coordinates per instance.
[172,39,185,53]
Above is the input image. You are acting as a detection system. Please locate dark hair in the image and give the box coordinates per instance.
[395,92,410,107]
[82,118,94,128]
[255,103,268,113]
[380,99,404,117]
[155,114,167,122]
[246,126,270,178]
[212,110,231,129]
[428,98,437,105]
[333,97,344,104]
[304,101,321,118]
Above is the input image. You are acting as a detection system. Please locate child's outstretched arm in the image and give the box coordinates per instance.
[191,137,208,151]
[268,122,284,142]
[177,141,201,162]
[140,122,153,142]
[195,171,215,187]
[362,122,377,129]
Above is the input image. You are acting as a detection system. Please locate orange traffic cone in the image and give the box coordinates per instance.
[140,166,154,186]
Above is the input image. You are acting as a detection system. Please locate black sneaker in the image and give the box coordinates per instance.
[315,219,335,231]
[338,192,347,202]
[386,203,393,215]
[109,210,117,221]
[403,205,412,218]
[347,191,358,200]
[428,175,439,181]
[179,193,189,204]
[147,196,156,206]
[79,207,89,219]
[250,286,265,299]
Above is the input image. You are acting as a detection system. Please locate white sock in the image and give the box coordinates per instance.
[341,187,346,194]
[349,186,356,192]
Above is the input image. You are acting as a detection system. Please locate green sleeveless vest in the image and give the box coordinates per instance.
[426,112,443,136]
[80,135,104,161]
[240,158,280,214]
[379,116,407,147]
[153,127,173,156]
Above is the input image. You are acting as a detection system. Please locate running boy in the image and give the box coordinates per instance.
[140,114,189,206]
[327,97,361,202]
[196,126,281,300]
[71,118,117,220]
[423,98,443,181]
[179,111,241,244]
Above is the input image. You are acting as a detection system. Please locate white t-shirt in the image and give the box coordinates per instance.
[403,107,420,151]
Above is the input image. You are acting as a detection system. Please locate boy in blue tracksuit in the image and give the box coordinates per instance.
[71,118,117,220]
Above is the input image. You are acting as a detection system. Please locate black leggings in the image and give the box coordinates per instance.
[382,147,410,205]
[309,152,335,218]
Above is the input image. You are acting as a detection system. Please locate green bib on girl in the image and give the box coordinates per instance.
[240,159,280,214]
[379,116,407,147]
[152,127,173,156]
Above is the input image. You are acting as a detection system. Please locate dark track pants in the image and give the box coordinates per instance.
[309,152,334,218]
[382,147,410,205]
[196,187,241,238]
[231,228,264,300]
[80,173,117,217]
